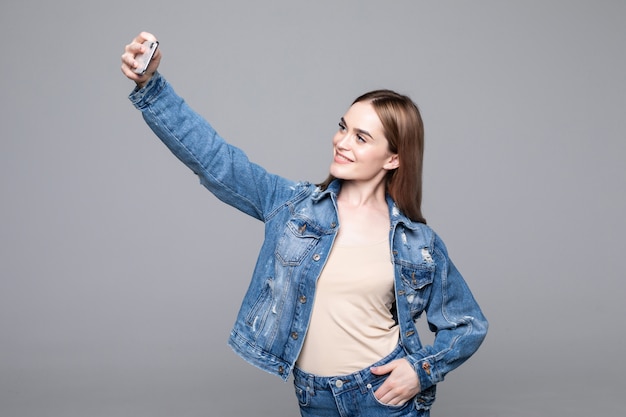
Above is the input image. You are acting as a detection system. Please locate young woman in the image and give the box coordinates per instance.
[121,32,488,417]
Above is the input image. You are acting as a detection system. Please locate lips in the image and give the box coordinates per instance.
[334,152,353,163]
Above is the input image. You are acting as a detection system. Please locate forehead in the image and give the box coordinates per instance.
[343,101,384,133]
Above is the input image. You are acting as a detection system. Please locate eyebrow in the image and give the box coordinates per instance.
[340,117,375,140]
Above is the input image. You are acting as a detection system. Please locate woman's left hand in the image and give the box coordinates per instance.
[370,358,421,406]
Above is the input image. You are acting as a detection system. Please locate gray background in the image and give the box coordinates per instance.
[1,1,624,416]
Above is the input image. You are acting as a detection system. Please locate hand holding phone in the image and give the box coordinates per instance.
[133,40,159,75]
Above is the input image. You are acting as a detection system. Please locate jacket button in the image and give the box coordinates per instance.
[312,254,321,261]
[330,222,337,228]
[291,332,299,340]
[278,366,284,374]
[299,295,307,303]
[422,362,431,375]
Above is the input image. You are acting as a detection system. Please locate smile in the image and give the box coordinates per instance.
[334,152,353,163]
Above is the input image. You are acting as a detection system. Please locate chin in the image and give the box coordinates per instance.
[329,165,346,180]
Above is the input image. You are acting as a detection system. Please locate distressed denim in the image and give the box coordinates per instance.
[129,73,488,411]
[293,344,434,417]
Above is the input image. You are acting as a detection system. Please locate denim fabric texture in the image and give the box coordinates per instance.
[293,344,433,417]
[129,73,488,409]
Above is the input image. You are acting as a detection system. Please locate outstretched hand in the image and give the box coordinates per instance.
[120,31,161,89]
[370,358,421,406]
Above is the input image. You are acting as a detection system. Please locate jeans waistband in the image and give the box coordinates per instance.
[293,344,406,395]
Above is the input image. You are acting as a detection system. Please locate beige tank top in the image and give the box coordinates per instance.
[296,239,399,376]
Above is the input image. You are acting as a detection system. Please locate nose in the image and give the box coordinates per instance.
[335,131,351,150]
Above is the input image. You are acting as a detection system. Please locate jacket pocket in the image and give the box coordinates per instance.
[245,279,273,336]
[399,265,434,314]
[275,217,321,266]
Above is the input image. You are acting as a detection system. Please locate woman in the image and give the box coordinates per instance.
[121,32,488,417]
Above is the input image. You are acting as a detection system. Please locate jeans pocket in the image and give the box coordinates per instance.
[366,376,416,414]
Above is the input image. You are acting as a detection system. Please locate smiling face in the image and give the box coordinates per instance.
[329,101,399,185]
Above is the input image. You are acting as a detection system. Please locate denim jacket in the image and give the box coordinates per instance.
[129,73,488,401]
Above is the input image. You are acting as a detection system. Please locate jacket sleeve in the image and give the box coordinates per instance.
[128,72,296,221]
[405,235,488,391]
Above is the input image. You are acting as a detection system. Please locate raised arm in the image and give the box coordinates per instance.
[120,32,300,221]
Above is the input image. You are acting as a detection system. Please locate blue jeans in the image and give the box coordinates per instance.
[293,344,431,417]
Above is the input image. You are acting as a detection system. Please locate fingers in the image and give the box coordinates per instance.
[374,380,413,406]
[372,359,421,406]
[126,31,158,57]
[370,362,392,375]
[120,31,160,86]
[121,33,152,71]
[137,31,158,43]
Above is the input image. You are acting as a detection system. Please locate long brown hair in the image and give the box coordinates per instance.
[318,89,426,224]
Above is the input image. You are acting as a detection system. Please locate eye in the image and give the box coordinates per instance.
[338,121,347,132]
[356,134,366,143]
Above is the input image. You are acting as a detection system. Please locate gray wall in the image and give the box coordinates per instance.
[1,1,624,416]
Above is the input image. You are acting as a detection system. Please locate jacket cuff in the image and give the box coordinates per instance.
[128,72,166,109]
[406,354,437,391]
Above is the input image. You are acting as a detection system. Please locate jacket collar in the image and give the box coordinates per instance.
[311,180,418,231]
[386,194,420,231]
[311,179,341,202]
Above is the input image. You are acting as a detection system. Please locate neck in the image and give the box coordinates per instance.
[337,179,387,208]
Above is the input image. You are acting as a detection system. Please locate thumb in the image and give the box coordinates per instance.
[370,361,395,375]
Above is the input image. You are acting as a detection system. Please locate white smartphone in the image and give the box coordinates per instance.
[133,40,159,75]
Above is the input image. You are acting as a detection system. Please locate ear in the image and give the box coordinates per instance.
[384,154,400,170]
